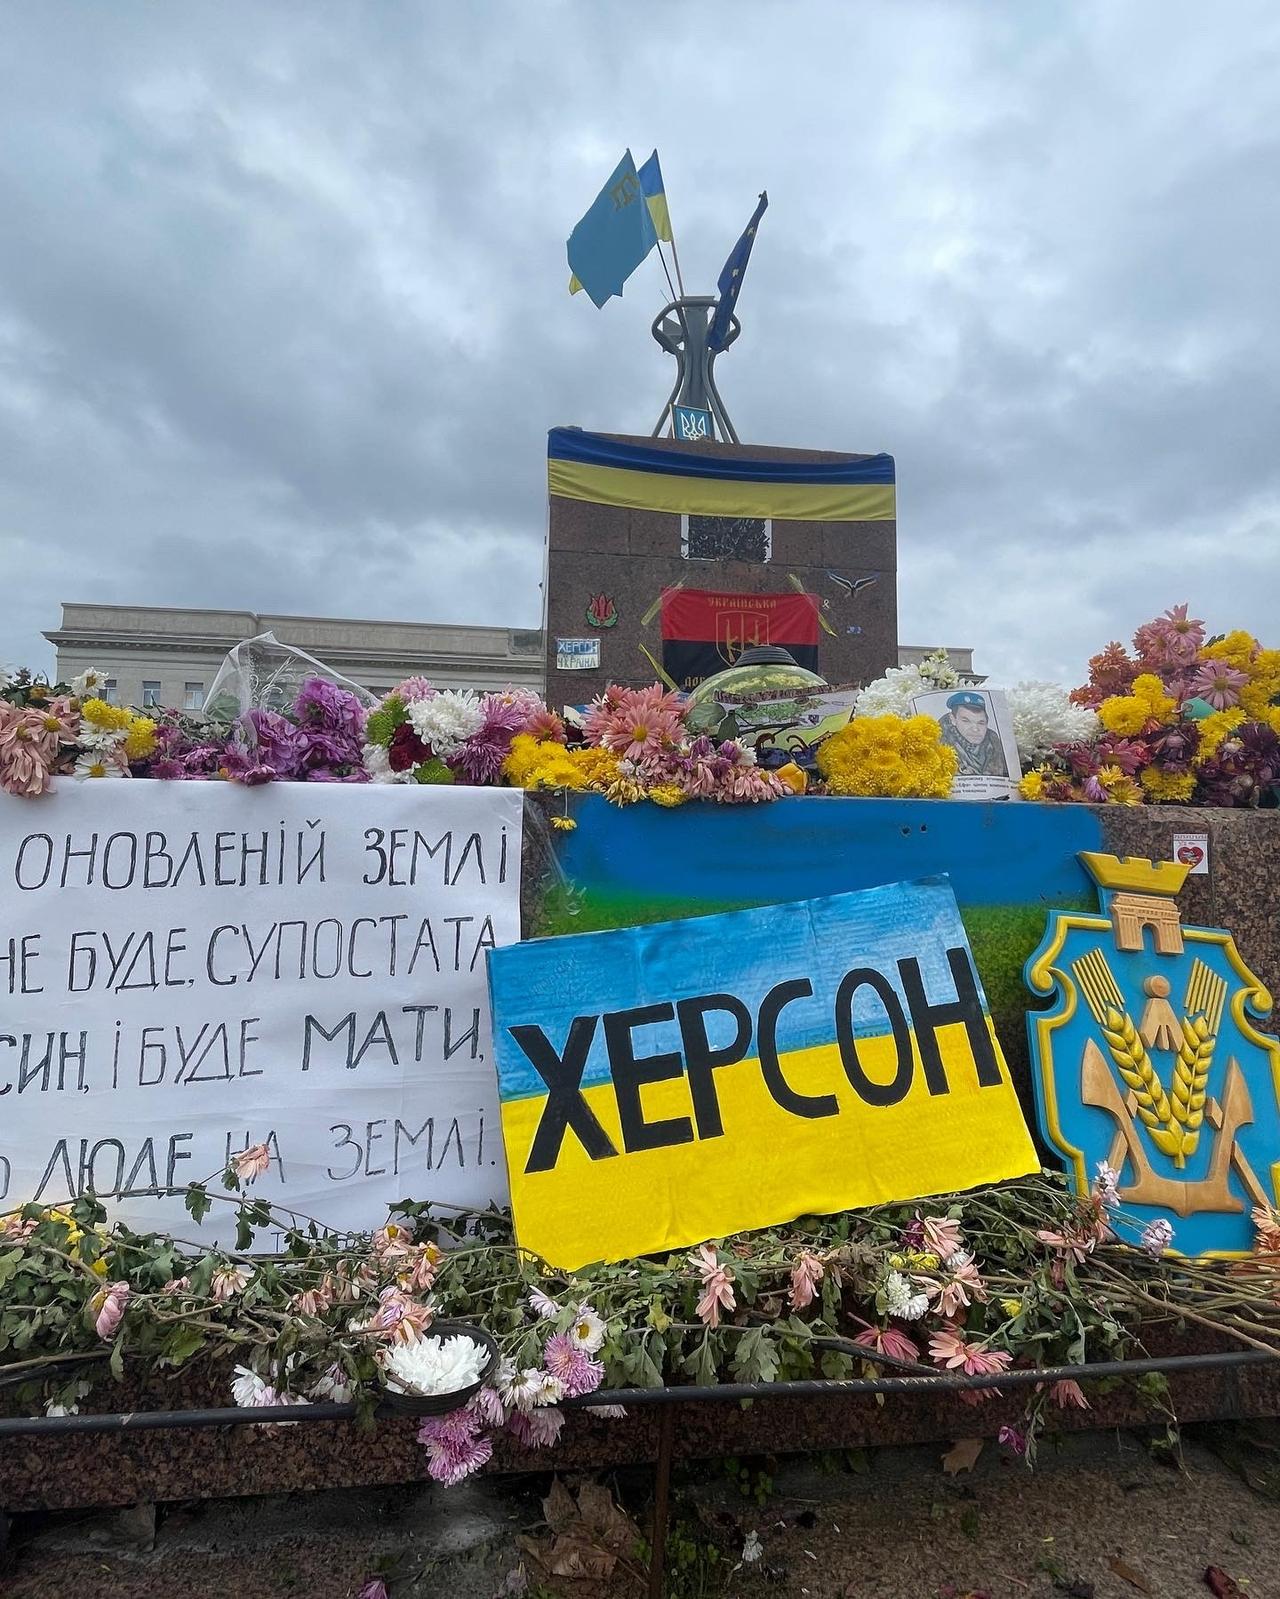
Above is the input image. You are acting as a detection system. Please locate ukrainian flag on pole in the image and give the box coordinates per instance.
[567,148,659,308]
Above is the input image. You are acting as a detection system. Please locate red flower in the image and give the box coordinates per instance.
[586,594,617,627]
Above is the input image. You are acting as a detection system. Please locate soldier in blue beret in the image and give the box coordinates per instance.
[938,690,1008,777]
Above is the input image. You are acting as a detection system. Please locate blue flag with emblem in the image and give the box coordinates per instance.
[707,191,768,352]
[567,149,659,309]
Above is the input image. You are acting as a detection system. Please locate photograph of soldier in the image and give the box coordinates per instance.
[937,690,1008,778]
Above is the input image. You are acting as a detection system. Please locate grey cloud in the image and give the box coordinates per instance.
[0,0,1278,688]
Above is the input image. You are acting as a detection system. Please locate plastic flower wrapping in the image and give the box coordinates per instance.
[5,604,1278,806]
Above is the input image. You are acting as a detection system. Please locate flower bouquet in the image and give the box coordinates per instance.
[376,1319,499,1417]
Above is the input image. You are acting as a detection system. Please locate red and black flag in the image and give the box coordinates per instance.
[660,587,819,692]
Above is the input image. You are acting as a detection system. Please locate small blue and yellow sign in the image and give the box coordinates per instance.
[1026,852,1280,1257]
[488,879,1037,1269]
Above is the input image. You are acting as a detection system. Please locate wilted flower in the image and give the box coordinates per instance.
[505,1406,564,1449]
[527,1287,559,1320]
[690,1244,736,1329]
[853,1322,921,1365]
[927,1327,1012,1378]
[210,1264,253,1302]
[92,1282,131,1340]
[920,1215,964,1259]
[1141,1218,1175,1257]
[998,1424,1028,1457]
[1050,1379,1090,1410]
[788,1252,825,1311]
[231,1142,272,1183]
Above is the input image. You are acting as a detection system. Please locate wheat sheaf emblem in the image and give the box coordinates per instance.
[1073,951,1227,1169]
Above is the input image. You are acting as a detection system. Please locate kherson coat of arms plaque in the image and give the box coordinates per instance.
[1026,851,1280,1258]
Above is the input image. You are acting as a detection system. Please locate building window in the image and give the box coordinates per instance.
[142,681,161,708]
[184,681,205,711]
[103,679,119,705]
[682,514,772,563]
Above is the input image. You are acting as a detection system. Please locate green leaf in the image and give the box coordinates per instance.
[682,1333,718,1387]
[0,1250,23,1288]
[109,1332,125,1380]
[730,1326,780,1385]
[161,1326,207,1367]
[184,1184,212,1225]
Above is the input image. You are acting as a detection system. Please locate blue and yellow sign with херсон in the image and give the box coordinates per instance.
[487,879,1038,1270]
[1026,852,1280,1258]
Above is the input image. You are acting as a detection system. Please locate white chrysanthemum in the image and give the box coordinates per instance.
[854,654,959,719]
[310,1363,355,1402]
[583,1403,628,1419]
[1005,681,1098,765]
[71,668,107,699]
[45,1402,78,1416]
[884,1269,929,1321]
[0,665,15,693]
[381,1332,488,1397]
[742,1530,763,1564]
[74,753,125,781]
[362,741,410,784]
[527,1287,559,1320]
[506,1365,565,1412]
[231,1365,271,1406]
[77,726,128,752]
[405,690,485,758]
[567,1304,606,1354]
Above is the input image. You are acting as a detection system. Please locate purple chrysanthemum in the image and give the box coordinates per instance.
[294,677,367,739]
[542,1333,604,1398]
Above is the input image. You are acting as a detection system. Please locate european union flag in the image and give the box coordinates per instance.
[567,150,659,309]
[707,190,768,352]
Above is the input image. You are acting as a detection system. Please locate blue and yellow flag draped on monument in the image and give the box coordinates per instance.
[547,427,895,522]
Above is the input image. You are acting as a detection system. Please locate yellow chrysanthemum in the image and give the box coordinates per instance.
[550,815,577,831]
[1097,672,1175,737]
[123,716,158,761]
[647,783,687,808]
[817,715,956,798]
[569,746,621,789]
[1194,707,1246,761]
[81,697,132,732]
[45,1208,110,1276]
[1200,630,1259,673]
[1139,766,1196,802]
[1001,1298,1023,1319]
[775,762,807,794]
[1019,770,1046,801]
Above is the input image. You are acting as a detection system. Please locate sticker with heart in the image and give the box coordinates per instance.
[1177,844,1204,867]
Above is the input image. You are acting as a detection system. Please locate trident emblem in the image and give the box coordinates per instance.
[1026,851,1280,1257]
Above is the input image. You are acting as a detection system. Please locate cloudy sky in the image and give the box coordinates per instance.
[2,2,1278,685]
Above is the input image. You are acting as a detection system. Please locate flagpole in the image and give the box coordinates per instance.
[667,230,687,298]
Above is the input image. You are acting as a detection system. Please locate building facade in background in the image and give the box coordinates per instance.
[44,603,979,711]
[45,605,544,710]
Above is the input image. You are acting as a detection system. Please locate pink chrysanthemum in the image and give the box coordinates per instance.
[927,1327,1012,1378]
[590,684,686,761]
[417,1408,493,1484]
[853,1322,920,1365]
[690,1244,736,1328]
[505,1406,564,1449]
[788,1252,825,1311]
[542,1332,604,1398]
[394,676,437,703]
[1191,662,1249,711]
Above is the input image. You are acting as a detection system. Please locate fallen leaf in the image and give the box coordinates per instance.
[1108,1556,1153,1593]
[942,1437,985,1475]
[1204,1568,1244,1598]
